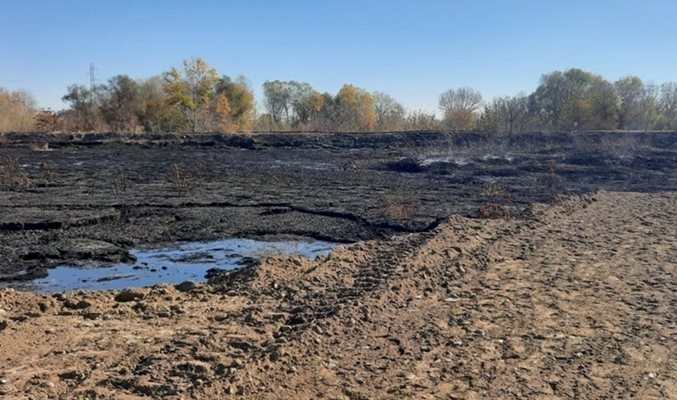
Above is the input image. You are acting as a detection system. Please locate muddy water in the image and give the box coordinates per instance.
[27,238,336,292]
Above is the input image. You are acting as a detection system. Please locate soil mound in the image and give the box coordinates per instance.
[1,191,674,399]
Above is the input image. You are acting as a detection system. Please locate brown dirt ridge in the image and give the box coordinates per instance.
[0,190,675,399]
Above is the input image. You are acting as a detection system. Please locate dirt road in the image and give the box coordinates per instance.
[1,190,674,399]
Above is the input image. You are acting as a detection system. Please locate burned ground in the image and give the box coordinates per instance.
[0,131,675,399]
[0,131,674,282]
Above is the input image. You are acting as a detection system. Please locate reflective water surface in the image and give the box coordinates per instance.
[29,238,336,292]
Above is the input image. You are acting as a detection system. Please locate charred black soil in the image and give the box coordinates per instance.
[1,131,675,282]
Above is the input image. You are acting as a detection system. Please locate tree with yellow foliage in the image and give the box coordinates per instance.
[163,58,254,133]
[163,58,218,132]
[215,76,255,132]
[335,84,376,132]
[0,88,36,132]
[292,89,324,129]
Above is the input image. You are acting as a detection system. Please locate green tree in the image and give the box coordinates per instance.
[262,80,293,127]
[288,81,314,127]
[529,68,618,131]
[293,89,324,129]
[262,80,317,129]
[138,76,186,133]
[582,79,618,130]
[310,89,341,132]
[638,84,661,130]
[100,75,142,132]
[61,84,106,131]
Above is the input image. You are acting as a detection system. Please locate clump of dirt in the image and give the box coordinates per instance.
[0,191,674,399]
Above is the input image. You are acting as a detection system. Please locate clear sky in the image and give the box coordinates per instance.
[1,0,676,114]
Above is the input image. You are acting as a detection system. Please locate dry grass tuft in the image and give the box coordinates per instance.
[477,202,510,219]
[29,143,52,152]
[112,167,129,197]
[542,162,560,194]
[0,156,32,188]
[38,160,56,185]
[383,196,415,220]
[477,182,513,219]
[168,163,203,195]
[339,158,368,172]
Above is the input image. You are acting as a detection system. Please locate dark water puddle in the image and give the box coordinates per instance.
[28,238,336,292]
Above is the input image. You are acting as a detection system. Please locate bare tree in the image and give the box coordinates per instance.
[373,91,406,131]
[405,110,439,131]
[262,80,292,127]
[480,95,531,135]
[614,76,644,129]
[439,87,482,130]
[638,84,661,131]
[658,82,677,129]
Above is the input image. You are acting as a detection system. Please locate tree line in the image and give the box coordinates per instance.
[1,59,676,134]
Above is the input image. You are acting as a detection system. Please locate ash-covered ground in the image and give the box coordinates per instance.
[0,131,675,283]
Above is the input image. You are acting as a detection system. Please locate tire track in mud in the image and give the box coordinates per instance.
[264,198,548,342]
[233,191,675,399]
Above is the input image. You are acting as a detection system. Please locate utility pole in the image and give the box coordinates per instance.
[89,62,97,93]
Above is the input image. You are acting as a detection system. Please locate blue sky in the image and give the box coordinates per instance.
[1,0,676,114]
